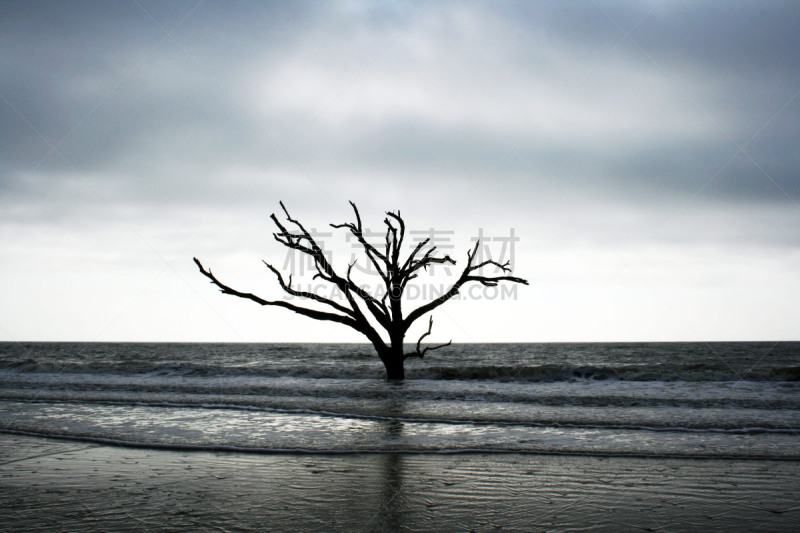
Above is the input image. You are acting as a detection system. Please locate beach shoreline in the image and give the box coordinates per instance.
[2,433,799,532]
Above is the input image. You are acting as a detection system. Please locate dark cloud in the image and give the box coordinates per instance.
[500,1,800,77]
[3,1,798,210]
[0,0,800,340]
[1,0,799,328]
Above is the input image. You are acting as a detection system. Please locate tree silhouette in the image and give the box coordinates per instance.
[194,202,528,380]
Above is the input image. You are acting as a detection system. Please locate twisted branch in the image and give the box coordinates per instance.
[403,239,528,330]
[406,316,452,360]
[194,257,359,329]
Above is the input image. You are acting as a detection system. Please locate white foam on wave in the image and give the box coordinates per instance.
[2,401,799,460]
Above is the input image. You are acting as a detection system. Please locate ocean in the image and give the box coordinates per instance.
[1,342,798,459]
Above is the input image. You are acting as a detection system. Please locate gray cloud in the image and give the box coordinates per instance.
[3,1,798,208]
[1,1,799,341]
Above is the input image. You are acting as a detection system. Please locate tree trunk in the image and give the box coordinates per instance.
[383,357,405,381]
[379,345,406,381]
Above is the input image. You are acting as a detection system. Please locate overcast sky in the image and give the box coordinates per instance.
[2,0,799,343]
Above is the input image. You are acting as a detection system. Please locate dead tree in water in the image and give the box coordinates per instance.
[194,202,528,380]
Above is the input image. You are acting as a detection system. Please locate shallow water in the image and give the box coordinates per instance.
[1,342,799,458]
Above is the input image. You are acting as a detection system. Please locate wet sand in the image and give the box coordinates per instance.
[2,433,799,532]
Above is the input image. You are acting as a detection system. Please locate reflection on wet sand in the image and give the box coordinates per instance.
[375,395,406,530]
[3,433,799,532]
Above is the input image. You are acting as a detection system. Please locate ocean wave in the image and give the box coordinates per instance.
[411,363,800,382]
[3,384,800,432]
[3,396,798,435]
[3,361,799,383]
[145,362,212,377]
[3,343,797,461]
[3,420,799,461]
[3,372,799,409]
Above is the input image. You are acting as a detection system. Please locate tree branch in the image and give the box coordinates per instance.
[403,239,528,330]
[406,316,452,360]
[272,202,393,333]
[262,260,353,316]
[194,257,359,329]
[344,261,392,330]
[385,210,405,270]
[330,201,388,280]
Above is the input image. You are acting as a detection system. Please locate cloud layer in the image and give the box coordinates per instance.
[1,1,799,342]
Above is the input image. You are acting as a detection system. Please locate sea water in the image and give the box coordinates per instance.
[1,342,798,458]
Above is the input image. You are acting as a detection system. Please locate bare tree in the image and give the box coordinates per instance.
[194,202,528,380]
